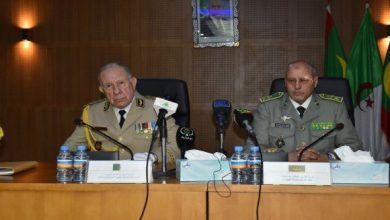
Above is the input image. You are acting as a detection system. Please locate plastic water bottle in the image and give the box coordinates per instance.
[73,145,89,183]
[56,145,73,183]
[230,146,247,184]
[247,146,262,185]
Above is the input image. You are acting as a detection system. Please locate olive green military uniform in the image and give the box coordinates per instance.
[64,92,180,161]
[252,92,362,153]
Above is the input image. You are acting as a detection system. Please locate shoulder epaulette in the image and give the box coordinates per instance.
[259,92,284,103]
[319,93,343,103]
[83,99,108,111]
[84,99,105,107]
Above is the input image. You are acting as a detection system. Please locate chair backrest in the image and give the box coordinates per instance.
[269,77,355,125]
[136,78,190,127]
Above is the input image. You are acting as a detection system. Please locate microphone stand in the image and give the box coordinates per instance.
[75,119,134,160]
[298,123,344,162]
[161,118,167,173]
[153,111,175,179]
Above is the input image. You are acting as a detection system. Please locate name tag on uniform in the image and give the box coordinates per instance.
[275,123,291,128]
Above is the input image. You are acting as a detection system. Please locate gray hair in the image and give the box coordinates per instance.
[98,62,132,84]
[286,60,318,77]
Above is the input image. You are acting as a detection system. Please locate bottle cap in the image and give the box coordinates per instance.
[60,145,69,151]
[250,146,259,153]
[234,145,243,152]
[77,145,87,151]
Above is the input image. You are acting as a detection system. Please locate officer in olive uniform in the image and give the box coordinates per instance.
[251,61,362,161]
[64,63,180,161]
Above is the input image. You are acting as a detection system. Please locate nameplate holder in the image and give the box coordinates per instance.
[87,160,153,183]
[263,162,331,185]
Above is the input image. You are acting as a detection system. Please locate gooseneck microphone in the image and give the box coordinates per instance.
[74,118,134,159]
[233,108,264,184]
[233,108,260,146]
[152,97,178,178]
[176,127,195,158]
[298,123,344,162]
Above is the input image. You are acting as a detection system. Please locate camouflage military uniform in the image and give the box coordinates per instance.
[64,92,180,161]
[252,92,362,153]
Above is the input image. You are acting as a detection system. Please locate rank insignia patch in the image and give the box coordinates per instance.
[136,98,144,108]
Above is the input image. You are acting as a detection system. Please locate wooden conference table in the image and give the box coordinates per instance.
[0,162,390,220]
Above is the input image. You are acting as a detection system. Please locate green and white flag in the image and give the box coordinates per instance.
[324,4,346,78]
[382,42,390,157]
[345,4,388,160]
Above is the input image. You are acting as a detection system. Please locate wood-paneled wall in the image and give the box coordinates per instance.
[0,0,389,161]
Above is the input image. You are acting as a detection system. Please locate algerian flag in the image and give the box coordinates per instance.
[382,42,390,157]
[345,4,386,160]
[324,4,347,78]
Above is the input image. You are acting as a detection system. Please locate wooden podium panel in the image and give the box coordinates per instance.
[0,163,206,220]
[208,183,390,220]
[2,163,390,220]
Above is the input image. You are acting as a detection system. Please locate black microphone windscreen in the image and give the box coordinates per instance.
[212,100,231,129]
[233,108,253,129]
[176,127,195,144]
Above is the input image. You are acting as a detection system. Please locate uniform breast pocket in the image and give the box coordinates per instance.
[311,130,336,152]
[268,127,295,151]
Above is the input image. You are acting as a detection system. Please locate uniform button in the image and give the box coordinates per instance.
[300,125,305,131]
[300,142,306,147]
[118,137,123,142]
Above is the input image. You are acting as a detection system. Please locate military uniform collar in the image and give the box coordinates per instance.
[113,104,132,121]
[289,95,312,110]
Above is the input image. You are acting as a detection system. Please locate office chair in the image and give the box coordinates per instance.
[136,78,191,127]
[269,77,355,125]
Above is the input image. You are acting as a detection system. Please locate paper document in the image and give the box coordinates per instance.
[0,161,38,175]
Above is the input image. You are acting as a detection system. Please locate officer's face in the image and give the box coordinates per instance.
[284,63,318,104]
[99,67,137,109]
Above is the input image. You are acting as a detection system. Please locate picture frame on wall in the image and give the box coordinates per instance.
[192,0,239,48]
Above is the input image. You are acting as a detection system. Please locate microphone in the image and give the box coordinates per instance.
[298,123,344,161]
[233,108,264,185]
[213,99,231,153]
[233,108,260,146]
[233,108,255,135]
[151,97,178,177]
[176,127,195,158]
[212,99,231,133]
[74,118,134,159]
[153,97,178,131]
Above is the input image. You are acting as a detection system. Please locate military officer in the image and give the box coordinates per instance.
[251,60,362,161]
[64,63,181,161]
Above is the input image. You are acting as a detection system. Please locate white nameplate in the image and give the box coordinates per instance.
[87,160,153,183]
[263,162,331,185]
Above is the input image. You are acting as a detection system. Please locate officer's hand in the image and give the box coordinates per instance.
[299,147,320,160]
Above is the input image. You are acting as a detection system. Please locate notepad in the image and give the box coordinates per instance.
[0,161,38,175]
